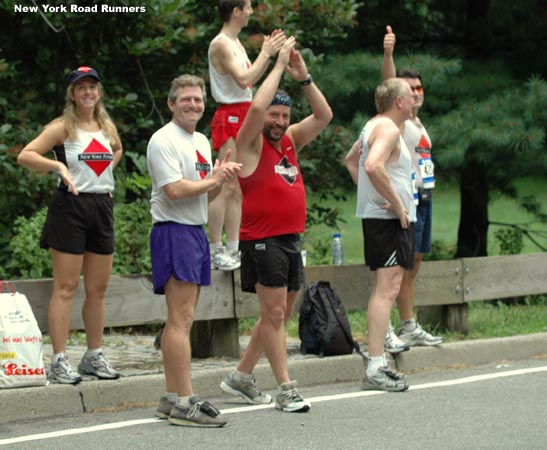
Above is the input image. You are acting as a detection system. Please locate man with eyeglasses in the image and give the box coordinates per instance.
[380,25,444,351]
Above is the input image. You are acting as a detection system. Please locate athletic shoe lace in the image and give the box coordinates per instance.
[379,366,406,382]
[57,358,78,376]
[280,386,303,402]
[187,401,203,419]
[240,377,261,395]
[90,353,108,369]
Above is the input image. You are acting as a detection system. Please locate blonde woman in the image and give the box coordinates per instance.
[18,66,123,384]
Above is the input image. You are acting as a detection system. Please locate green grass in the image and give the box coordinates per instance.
[304,176,547,264]
[239,296,547,342]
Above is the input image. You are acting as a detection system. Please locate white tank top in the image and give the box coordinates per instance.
[356,117,417,222]
[53,128,115,193]
[208,33,252,104]
[403,119,435,189]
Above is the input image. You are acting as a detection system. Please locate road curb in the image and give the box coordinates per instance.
[395,332,547,372]
[2,333,546,424]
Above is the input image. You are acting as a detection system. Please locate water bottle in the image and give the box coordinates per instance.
[332,233,344,265]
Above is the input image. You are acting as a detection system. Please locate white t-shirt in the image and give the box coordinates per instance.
[356,117,417,222]
[147,122,212,225]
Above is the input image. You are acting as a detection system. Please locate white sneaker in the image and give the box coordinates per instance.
[362,366,408,392]
[384,324,410,354]
[398,323,444,347]
[212,248,241,271]
[275,381,310,413]
[220,370,272,405]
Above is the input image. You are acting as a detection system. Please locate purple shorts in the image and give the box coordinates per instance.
[150,222,211,294]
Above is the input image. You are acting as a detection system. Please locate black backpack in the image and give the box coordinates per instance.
[299,281,365,360]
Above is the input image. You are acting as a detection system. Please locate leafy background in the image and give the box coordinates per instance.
[1,0,545,278]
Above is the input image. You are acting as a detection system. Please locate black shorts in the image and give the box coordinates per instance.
[240,234,305,293]
[40,190,114,255]
[362,219,415,271]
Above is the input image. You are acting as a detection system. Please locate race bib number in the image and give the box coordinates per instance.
[418,153,435,189]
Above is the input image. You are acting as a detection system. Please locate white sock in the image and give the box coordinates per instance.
[176,395,192,408]
[226,240,239,253]
[210,243,223,254]
[366,355,386,377]
[234,369,253,381]
[52,352,65,365]
[84,347,103,358]
[164,392,177,402]
[402,319,417,332]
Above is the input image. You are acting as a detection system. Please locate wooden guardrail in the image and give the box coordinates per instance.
[7,253,547,357]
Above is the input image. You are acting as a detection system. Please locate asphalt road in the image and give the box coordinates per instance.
[1,359,546,450]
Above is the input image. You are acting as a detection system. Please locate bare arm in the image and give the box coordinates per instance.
[210,30,286,89]
[365,123,409,228]
[284,49,333,151]
[344,139,361,185]
[17,119,79,194]
[236,37,295,172]
[382,25,397,80]
[110,129,123,169]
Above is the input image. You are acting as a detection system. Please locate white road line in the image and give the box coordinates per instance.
[0,419,160,446]
[1,366,546,446]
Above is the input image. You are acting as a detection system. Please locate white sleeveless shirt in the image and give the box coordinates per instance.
[208,33,252,104]
[356,117,417,222]
[403,119,435,189]
[53,128,115,193]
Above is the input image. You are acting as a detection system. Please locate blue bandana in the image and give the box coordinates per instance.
[270,92,292,107]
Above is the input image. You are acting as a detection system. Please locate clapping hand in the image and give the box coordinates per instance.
[262,29,286,58]
[212,148,242,184]
[285,48,309,82]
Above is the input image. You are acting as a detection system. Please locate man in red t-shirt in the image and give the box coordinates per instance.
[219,37,332,413]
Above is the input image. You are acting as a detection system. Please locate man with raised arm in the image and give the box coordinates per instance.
[207,0,285,270]
[219,37,333,412]
[381,25,444,351]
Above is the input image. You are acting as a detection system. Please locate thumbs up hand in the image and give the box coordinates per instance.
[383,25,396,54]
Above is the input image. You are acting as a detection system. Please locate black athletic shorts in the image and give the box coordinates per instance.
[40,189,114,255]
[362,219,415,271]
[240,234,305,293]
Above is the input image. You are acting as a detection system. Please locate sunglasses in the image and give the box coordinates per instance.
[410,85,424,94]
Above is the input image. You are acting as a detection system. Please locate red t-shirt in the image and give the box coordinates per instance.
[239,134,306,240]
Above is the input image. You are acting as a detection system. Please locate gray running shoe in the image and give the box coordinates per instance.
[362,366,408,392]
[384,323,410,354]
[220,370,272,405]
[48,355,82,384]
[212,248,241,271]
[78,352,120,379]
[275,381,310,413]
[168,395,227,428]
[155,395,174,419]
[398,323,444,347]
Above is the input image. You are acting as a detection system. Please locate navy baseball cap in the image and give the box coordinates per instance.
[67,66,101,85]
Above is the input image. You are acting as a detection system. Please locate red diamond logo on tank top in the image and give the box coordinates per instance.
[195,150,210,180]
[417,135,431,150]
[78,138,113,176]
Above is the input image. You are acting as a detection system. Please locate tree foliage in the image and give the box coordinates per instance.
[0,0,360,277]
[1,0,546,276]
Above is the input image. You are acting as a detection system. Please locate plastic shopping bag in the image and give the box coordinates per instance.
[0,281,47,388]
